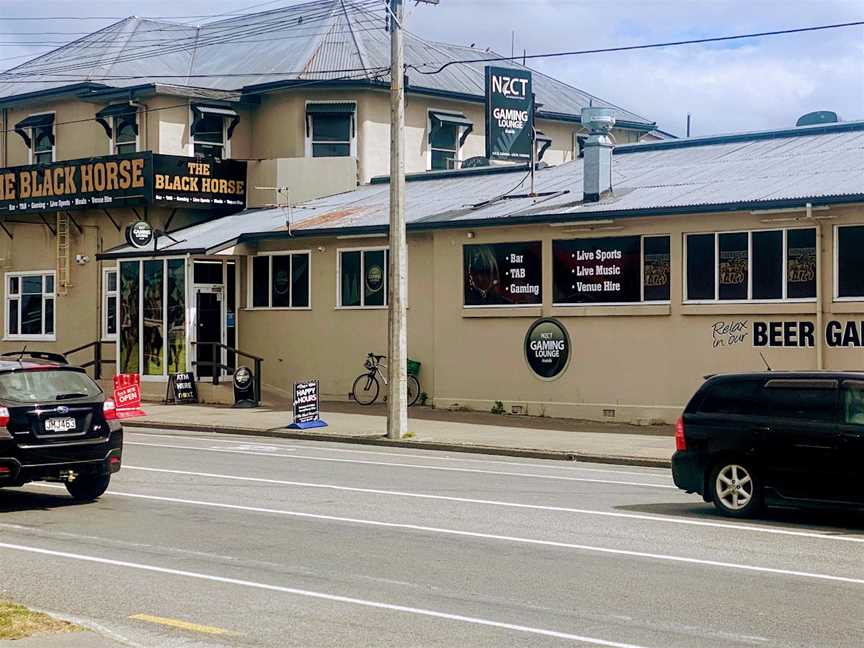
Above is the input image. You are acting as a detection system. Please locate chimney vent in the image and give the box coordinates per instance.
[581,107,616,202]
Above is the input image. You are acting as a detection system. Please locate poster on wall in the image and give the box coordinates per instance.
[463,241,542,306]
[485,66,534,161]
[524,318,571,380]
[553,236,641,304]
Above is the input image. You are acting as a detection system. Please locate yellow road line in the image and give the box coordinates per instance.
[129,613,234,636]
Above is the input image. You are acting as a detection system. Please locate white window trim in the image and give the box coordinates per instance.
[336,246,389,310]
[552,234,672,307]
[426,109,466,171]
[189,107,231,159]
[246,251,312,310]
[26,111,56,165]
[4,270,56,341]
[683,226,818,304]
[834,224,864,302]
[304,101,357,159]
[110,112,139,155]
[102,266,119,341]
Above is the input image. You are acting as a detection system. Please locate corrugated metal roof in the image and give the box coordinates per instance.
[0,1,651,126]
[101,121,864,258]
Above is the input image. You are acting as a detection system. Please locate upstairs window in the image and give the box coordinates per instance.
[5,271,55,339]
[15,113,55,164]
[428,111,472,170]
[305,103,356,158]
[96,104,138,155]
[191,105,239,159]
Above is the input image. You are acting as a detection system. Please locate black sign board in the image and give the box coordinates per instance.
[553,236,642,304]
[524,318,570,380]
[485,66,534,161]
[464,241,542,306]
[293,380,320,424]
[0,152,246,216]
[232,365,258,407]
[125,220,154,249]
[165,371,198,404]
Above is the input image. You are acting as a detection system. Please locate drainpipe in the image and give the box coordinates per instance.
[811,202,824,370]
[2,107,7,167]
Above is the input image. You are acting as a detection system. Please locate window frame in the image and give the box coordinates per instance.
[102,266,119,341]
[26,111,56,165]
[426,109,466,171]
[683,226,817,304]
[336,246,389,310]
[304,101,357,159]
[189,107,230,159]
[111,114,139,155]
[4,270,56,341]
[552,234,671,307]
[245,251,312,311]
[833,224,864,302]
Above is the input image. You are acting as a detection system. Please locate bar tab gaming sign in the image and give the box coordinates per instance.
[0,152,246,216]
[485,66,534,161]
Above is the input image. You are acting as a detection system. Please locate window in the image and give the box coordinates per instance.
[699,380,762,416]
[762,380,837,422]
[428,111,472,170]
[306,103,355,158]
[5,272,55,339]
[248,253,311,309]
[836,225,864,300]
[552,235,670,305]
[842,381,864,426]
[339,248,388,308]
[102,268,118,340]
[191,105,238,159]
[96,104,138,155]
[685,228,816,302]
[15,113,55,165]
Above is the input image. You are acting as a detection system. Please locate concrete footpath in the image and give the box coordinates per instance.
[126,402,675,467]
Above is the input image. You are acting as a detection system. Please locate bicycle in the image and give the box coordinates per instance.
[351,353,420,407]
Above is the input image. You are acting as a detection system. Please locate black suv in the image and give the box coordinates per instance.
[672,372,864,517]
[0,352,122,501]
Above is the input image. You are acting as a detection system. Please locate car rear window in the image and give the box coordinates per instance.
[0,370,102,403]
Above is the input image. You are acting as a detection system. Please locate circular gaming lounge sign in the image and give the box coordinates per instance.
[524,318,570,380]
[125,220,154,249]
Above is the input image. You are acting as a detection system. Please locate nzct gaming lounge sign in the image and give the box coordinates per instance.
[0,152,247,216]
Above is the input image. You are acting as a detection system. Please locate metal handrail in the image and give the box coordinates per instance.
[63,340,116,380]
[190,341,263,401]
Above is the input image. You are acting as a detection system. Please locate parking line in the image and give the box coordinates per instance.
[0,541,647,648]
[129,613,233,636]
[125,441,674,488]
[122,466,864,545]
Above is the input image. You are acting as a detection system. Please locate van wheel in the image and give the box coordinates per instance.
[709,461,762,518]
[66,475,110,502]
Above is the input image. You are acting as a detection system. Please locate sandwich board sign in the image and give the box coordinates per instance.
[288,379,328,429]
[165,372,198,404]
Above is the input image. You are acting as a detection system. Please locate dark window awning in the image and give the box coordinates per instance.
[306,102,356,114]
[96,104,138,139]
[14,113,54,148]
[430,111,473,146]
[191,104,240,140]
[536,130,552,161]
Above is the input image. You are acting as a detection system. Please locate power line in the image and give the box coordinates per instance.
[408,20,864,74]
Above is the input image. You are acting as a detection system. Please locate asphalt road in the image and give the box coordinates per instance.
[0,428,863,648]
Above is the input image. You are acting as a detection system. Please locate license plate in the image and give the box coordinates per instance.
[45,417,76,433]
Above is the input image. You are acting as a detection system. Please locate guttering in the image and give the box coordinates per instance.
[370,163,529,185]
[0,82,110,108]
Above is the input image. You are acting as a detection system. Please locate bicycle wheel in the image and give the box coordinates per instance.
[407,375,421,407]
[352,373,380,406]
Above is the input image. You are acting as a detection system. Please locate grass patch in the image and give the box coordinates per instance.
[0,600,81,640]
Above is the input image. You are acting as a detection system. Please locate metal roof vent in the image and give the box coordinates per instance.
[796,111,840,127]
[581,107,616,202]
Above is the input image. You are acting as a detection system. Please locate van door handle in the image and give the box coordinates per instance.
[750,425,770,437]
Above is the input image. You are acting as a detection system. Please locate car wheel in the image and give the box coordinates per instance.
[65,474,110,502]
[710,461,762,518]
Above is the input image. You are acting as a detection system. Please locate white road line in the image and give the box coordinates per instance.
[124,466,864,545]
[34,486,864,587]
[126,431,671,477]
[125,441,674,488]
[0,541,648,648]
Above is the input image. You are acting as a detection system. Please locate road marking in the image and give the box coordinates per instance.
[0,542,647,648]
[126,431,670,476]
[123,466,864,545]
[57,486,864,586]
[125,441,674,488]
[129,614,233,636]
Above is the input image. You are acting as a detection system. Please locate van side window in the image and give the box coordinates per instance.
[698,380,762,415]
[763,381,837,422]
[842,382,864,426]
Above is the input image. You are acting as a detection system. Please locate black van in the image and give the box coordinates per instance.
[672,372,864,517]
[0,352,123,501]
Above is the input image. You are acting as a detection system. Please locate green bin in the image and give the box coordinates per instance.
[407,359,421,376]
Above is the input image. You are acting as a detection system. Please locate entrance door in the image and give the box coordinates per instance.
[195,289,223,379]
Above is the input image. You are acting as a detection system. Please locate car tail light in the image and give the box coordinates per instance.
[675,415,687,451]
[0,466,10,475]
[0,407,9,429]
[103,400,118,421]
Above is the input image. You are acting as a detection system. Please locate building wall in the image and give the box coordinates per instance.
[232,203,864,424]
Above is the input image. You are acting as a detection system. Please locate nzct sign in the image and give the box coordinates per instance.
[0,152,246,216]
[485,66,534,161]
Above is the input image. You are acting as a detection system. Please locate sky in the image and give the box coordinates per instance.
[1,0,862,136]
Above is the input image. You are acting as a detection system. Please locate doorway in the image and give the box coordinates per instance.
[194,287,223,379]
